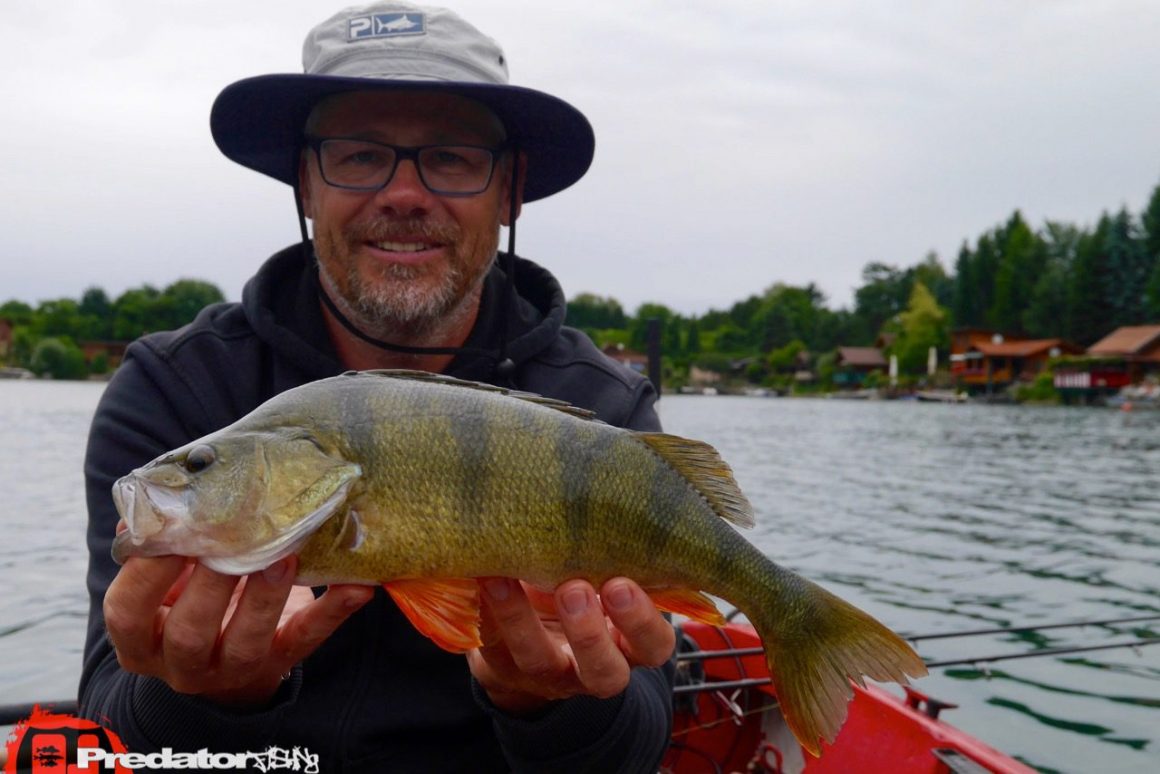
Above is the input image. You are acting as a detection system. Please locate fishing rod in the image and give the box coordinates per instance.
[673,639,1160,697]
[923,638,1160,668]
[904,614,1160,642]
[676,614,1160,663]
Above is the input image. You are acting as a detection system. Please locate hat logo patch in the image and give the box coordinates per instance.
[349,13,426,40]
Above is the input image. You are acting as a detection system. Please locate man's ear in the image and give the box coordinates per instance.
[499,152,527,227]
[298,152,315,219]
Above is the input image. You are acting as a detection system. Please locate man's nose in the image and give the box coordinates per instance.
[373,158,433,215]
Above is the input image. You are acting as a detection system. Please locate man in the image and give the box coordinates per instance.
[79,3,675,772]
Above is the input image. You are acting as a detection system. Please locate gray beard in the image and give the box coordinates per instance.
[351,261,462,333]
[314,212,502,341]
[317,261,462,340]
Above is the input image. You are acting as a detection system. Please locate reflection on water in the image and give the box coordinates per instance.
[1,384,1156,772]
[658,395,1159,774]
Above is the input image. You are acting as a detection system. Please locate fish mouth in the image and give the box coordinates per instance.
[109,473,185,564]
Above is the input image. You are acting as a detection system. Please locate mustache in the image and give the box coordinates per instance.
[346,218,461,244]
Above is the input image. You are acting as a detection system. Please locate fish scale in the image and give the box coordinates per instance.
[111,369,927,756]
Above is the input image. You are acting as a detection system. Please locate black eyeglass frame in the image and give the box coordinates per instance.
[303,135,509,197]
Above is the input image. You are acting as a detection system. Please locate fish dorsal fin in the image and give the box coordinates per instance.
[637,433,755,528]
[346,369,600,422]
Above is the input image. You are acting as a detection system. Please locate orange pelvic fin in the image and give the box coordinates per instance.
[384,578,482,653]
[647,588,726,626]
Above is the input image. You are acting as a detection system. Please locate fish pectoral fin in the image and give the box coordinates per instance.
[385,578,482,653]
[647,588,726,626]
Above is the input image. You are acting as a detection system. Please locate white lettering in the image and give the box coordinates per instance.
[349,17,371,38]
[76,748,107,766]
[75,745,318,771]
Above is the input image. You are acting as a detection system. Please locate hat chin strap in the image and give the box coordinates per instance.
[294,155,520,383]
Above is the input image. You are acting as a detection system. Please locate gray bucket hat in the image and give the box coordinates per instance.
[210,2,594,202]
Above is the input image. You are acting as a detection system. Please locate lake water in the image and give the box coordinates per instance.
[1,382,1156,772]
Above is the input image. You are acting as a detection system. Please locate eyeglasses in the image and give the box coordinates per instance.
[305,136,506,196]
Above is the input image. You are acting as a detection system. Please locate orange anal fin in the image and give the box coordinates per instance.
[385,578,482,653]
[647,588,726,626]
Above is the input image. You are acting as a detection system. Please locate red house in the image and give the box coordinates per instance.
[950,329,1082,391]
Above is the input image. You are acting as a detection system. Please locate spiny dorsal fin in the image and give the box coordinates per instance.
[346,369,600,421]
[637,433,755,528]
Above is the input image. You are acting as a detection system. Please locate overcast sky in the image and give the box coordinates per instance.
[3,0,1159,316]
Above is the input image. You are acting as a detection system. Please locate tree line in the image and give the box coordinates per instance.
[5,180,1159,384]
[0,280,224,379]
[568,180,1160,390]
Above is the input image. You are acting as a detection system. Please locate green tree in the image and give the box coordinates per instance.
[951,242,979,328]
[767,339,806,372]
[1147,261,1160,318]
[664,315,683,357]
[79,287,114,340]
[153,280,226,331]
[1142,181,1160,261]
[0,300,34,325]
[706,322,750,354]
[89,351,110,375]
[566,293,627,331]
[685,320,701,354]
[912,252,953,310]
[30,337,88,380]
[892,281,948,374]
[752,283,826,353]
[1068,216,1113,345]
[36,298,84,339]
[952,234,999,330]
[628,303,676,352]
[988,211,1045,334]
[853,263,909,341]
[8,327,38,367]
[1102,207,1152,327]
[1146,182,1160,318]
[112,285,161,340]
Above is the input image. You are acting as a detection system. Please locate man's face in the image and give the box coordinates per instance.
[300,91,519,335]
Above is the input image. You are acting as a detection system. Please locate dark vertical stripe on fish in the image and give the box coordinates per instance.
[640,459,683,562]
[448,393,488,534]
[558,423,614,572]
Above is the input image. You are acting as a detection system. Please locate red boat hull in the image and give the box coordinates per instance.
[663,621,1034,773]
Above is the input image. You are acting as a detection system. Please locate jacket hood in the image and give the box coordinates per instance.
[240,243,567,382]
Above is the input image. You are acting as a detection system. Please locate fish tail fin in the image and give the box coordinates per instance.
[749,583,927,757]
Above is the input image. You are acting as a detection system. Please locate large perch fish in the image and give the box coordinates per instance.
[111,370,926,754]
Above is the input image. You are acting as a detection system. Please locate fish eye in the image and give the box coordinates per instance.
[184,444,216,473]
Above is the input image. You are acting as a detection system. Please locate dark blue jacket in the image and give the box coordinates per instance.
[79,244,672,773]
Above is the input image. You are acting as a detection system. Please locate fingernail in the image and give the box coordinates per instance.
[561,587,590,616]
[605,582,633,612]
[483,578,510,602]
[263,559,288,584]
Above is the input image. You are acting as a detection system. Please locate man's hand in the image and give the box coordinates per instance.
[467,577,675,715]
[103,554,374,708]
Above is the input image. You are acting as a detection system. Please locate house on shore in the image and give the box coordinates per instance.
[950,329,1083,393]
[1087,325,1160,380]
[80,340,130,371]
[833,346,887,388]
[600,343,648,374]
[1054,324,1160,399]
